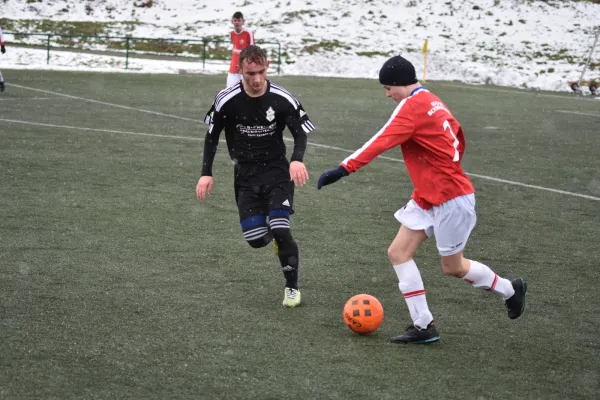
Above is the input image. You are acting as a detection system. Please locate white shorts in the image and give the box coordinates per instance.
[226,73,242,88]
[394,194,476,256]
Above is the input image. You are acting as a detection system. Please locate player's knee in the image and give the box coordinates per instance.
[441,256,468,277]
[387,244,414,265]
[241,215,272,248]
[442,265,463,278]
[246,234,272,248]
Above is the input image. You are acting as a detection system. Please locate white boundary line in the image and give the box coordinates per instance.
[556,110,600,117]
[9,83,198,122]
[0,118,204,141]
[0,97,60,101]
[7,83,600,202]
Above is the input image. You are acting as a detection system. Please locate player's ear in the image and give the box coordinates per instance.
[266,60,270,69]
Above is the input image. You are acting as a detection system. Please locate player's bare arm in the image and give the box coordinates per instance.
[290,161,309,186]
[196,176,214,201]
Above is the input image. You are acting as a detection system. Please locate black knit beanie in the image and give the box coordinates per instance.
[378,55,418,86]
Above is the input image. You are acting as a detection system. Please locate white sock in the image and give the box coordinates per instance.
[0,71,3,82]
[393,260,433,328]
[463,260,515,300]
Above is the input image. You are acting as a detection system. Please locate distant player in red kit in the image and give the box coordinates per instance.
[317,55,526,344]
[227,11,255,88]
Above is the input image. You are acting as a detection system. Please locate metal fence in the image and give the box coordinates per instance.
[5,32,282,73]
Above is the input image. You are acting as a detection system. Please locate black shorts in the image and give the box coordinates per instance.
[235,181,295,222]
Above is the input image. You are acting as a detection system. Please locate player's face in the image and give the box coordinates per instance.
[232,18,244,31]
[241,60,270,94]
[383,85,410,102]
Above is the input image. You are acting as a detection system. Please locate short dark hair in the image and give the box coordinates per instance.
[239,45,268,68]
[232,11,244,19]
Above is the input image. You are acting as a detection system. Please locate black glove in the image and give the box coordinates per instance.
[1,45,5,54]
[317,166,349,189]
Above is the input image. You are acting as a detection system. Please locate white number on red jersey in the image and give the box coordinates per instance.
[443,120,460,162]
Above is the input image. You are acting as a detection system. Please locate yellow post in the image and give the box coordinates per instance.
[422,39,428,83]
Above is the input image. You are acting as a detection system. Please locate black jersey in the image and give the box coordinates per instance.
[201,81,314,185]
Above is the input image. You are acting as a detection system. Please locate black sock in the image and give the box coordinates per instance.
[273,231,299,290]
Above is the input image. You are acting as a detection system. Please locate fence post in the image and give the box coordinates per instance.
[125,35,131,69]
[202,40,207,70]
[46,34,51,65]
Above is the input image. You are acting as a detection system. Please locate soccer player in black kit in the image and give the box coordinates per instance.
[196,45,314,307]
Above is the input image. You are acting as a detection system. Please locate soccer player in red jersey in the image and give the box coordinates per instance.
[317,55,526,344]
[227,12,255,88]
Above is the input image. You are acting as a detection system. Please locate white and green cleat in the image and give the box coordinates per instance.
[282,287,301,308]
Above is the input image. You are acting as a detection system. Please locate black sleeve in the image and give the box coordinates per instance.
[284,103,314,162]
[201,104,226,176]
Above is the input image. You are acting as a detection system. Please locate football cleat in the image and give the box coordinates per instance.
[505,277,527,319]
[391,322,440,344]
[0,81,5,92]
[282,287,301,308]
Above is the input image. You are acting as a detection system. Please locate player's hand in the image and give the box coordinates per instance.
[317,166,349,189]
[0,46,5,54]
[196,176,214,200]
[290,161,309,186]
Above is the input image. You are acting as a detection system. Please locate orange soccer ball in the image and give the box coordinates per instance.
[343,294,384,335]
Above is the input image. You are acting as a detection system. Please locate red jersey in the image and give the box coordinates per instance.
[229,29,255,73]
[341,87,474,210]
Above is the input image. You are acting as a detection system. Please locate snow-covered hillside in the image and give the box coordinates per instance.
[2,0,600,92]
